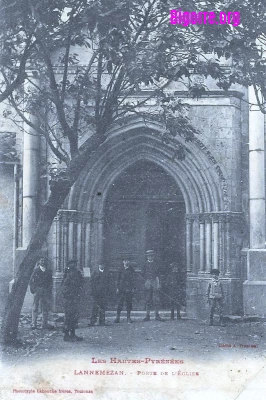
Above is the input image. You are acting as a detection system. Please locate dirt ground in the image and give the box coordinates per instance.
[2,311,266,363]
[2,312,266,400]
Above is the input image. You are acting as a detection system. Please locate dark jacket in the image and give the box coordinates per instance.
[166,268,185,303]
[117,266,136,293]
[90,269,109,299]
[143,260,160,281]
[62,269,84,303]
[30,266,53,294]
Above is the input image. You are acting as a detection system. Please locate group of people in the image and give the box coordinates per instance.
[88,250,185,326]
[89,259,137,326]
[30,257,84,341]
[29,250,225,342]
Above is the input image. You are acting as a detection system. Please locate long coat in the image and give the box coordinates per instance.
[62,269,84,330]
[166,268,185,305]
[62,269,83,302]
[29,266,52,294]
[90,269,109,301]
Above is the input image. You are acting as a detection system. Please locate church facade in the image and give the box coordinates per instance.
[0,77,265,319]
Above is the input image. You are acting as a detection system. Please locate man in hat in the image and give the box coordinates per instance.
[114,258,136,324]
[206,269,224,326]
[29,257,54,330]
[62,259,84,341]
[90,263,109,326]
[143,250,164,321]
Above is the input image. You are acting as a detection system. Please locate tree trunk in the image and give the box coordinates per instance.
[1,132,105,345]
[1,183,71,344]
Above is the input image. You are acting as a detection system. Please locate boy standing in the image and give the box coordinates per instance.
[206,269,224,326]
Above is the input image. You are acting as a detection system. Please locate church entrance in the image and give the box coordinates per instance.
[53,126,243,317]
[103,160,186,309]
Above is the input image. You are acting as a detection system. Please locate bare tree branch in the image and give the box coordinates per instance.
[7,92,69,164]
[95,50,103,124]
[72,51,98,133]
[35,37,78,156]
[61,8,75,101]
[0,35,35,103]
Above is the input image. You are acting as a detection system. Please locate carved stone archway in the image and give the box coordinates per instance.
[52,121,243,316]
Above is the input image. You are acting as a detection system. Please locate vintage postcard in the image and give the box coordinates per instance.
[1,1,266,399]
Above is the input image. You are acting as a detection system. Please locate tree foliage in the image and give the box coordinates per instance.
[2,0,208,164]
[1,0,266,344]
[0,0,201,345]
[184,0,266,110]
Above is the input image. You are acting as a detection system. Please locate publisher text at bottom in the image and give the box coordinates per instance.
[12,389,94,394]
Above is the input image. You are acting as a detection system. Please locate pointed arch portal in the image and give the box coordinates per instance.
[53,122,243,315]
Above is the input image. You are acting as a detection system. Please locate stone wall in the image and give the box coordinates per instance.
[0,164,14,312]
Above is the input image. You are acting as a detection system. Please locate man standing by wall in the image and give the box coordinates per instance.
[143,250,164,322]
[29,257,53,330]
[114,258,136,324]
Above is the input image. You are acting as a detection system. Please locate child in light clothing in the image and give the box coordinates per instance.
[206,269,224,326]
